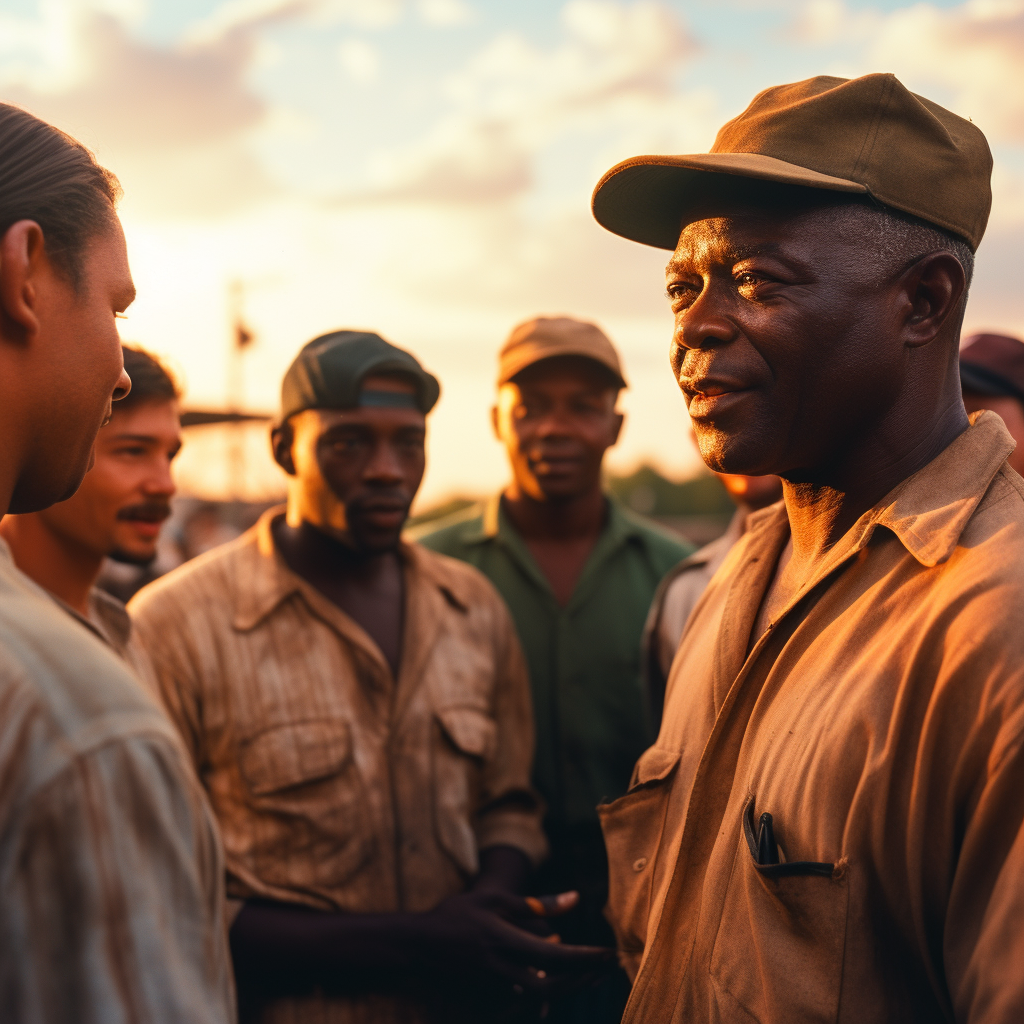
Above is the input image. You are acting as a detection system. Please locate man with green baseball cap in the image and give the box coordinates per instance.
[130,329,612,1023]
[591,74,1024,1022]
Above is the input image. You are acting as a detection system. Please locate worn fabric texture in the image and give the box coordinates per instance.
[601,411,1024,1023]
[0,540,235,1024]
[419,495,692,838]
[129,510,545,1024]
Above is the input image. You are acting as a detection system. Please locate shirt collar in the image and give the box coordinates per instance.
[870,410,1015,566]
[232,506,473,632]
[473,490,650,605]
[743,410,1016,570]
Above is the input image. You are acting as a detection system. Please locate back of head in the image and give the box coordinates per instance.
[117,346,180,414]
[0,103,121,287]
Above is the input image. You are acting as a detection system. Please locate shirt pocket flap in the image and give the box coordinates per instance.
[436,706,496,760]
[631,745,681,788]
[241,720,353,795]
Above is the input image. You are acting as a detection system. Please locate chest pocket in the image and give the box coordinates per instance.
[709,796,849,1023]
[598,746,680,980]
[432,706,497,877]
[239,720,372,886]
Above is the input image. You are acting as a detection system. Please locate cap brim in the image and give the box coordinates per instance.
[592,153,868,250]
[499,346,627,389]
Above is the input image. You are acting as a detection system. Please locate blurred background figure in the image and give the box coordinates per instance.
[642,469,782,732]
[1,345,180,676]
[960,332,1024,477]
[419,316,692,1024]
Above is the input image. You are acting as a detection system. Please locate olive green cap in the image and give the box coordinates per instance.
[280,330,440,422]
[592,73,992,251]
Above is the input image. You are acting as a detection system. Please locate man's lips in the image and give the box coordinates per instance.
[680,377,755,419]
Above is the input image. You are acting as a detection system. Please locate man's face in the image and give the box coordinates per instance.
[35,398,180,565]
[493,356,623,502]
[280,376,426,552]
[665,199,909,481]
[962,391,1024,477]
[10,219,135,513]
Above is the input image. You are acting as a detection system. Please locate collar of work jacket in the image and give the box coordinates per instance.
[457,492,662,610]
[745,409,1014,582]
[235,509,472,626]
[231,509,475,693]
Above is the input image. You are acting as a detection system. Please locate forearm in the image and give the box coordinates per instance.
[230,900,422,995]
[474,844,533,895]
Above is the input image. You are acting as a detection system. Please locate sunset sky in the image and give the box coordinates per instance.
[2,0,1022,506]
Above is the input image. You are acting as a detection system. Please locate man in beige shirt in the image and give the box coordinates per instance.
[2,344,180,691]
[130,330,611,1023]
[0,103,234,1022]
[590,74,1024,1021]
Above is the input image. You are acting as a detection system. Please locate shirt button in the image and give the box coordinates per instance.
[632,857,648,872]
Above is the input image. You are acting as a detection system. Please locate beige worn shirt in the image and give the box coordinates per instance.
[601,412,1024,1023]
[0,539,235,1024]
[129,510,547,1024]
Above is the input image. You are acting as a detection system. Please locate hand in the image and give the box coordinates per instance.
[406,888,614,998]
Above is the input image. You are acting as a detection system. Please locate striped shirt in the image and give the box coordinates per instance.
[129,510,546,1024]
[0,539,235,1024]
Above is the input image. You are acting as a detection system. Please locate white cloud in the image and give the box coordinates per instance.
[338,37,380,82]
[0,3,283,218]
[335,0,707,206]
[417,0,474,27]
[792,0,1024,144]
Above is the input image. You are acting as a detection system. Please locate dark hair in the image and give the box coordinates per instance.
[117,345,180,412]
[0,103,121,287]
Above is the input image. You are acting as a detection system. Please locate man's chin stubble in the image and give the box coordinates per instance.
[108,546,158,567]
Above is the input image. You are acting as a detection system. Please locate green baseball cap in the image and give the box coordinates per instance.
[280,330,440,423]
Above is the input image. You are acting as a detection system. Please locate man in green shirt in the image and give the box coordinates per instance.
[419,316,692,1021]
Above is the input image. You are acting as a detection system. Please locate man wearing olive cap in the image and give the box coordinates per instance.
[592,74,1024,1022]
[130,331,611,1023]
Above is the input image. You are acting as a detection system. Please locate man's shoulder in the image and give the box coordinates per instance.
[617,504,696,569]
[954,463,1024,585]
[409,540,511,614]
[129,527,258,623]
[411,504,487,558]
[0,564,175,778]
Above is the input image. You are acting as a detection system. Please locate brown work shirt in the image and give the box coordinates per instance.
[600,412,1024,1023]
[129,510,546,1024]
[0,540,234,1024]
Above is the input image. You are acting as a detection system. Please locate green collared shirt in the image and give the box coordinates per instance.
[418,495,693,832]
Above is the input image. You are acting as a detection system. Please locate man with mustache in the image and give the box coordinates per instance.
[0,103,233,1022]
[419,317,692,1023]
[129,330,611,1024]
[591,74,1024,1022]
[2,344,179,683]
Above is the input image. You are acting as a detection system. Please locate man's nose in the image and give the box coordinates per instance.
[142,457,176,499]
[112,368,132,402]
[672,281,738,354]
[364,440,405,481]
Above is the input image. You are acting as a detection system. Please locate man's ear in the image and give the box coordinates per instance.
[490,404,500,440]
[271,421,296,476]
[0,220,49,344]
[899,251,967,349]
